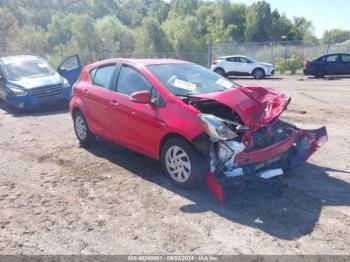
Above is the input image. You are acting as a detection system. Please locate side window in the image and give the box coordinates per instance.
[59,55,80,71]
[116,65,152,96]
[239,57,250,63]
[93,65,115,89]
[318,56,326,62]
[326,55,340,62]
[341,55,350,62]
[89,68,97,82]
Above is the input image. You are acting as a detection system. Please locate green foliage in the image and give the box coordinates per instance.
[323,29,350,44]
[245,1,272,42]
[0,0,324,66]
[275,54,303,74]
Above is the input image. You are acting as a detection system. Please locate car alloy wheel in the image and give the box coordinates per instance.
[75,115,87,140]
[165,145,192,183]
[214,68,225,76]
[253,68,265,79]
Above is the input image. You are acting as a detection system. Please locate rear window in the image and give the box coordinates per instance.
[92,65,115,89]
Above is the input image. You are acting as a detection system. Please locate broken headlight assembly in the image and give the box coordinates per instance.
[198,114,239,141]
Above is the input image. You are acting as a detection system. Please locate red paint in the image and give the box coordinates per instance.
[70,58,327,201]
[193,86,290,131]
[205,172,224,204]
[130,90,152,104]
[235,132,296,166]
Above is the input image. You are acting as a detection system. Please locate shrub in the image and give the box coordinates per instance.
[275,54,303,74]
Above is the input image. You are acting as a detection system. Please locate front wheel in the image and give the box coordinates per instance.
[253,68,265,79]
[73,110,96,145]
[160,138,208,189]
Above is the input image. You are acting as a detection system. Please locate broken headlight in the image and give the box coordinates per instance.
[199,114,238,141]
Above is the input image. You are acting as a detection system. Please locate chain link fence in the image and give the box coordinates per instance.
[0,50,209,68]
[2,39,350,71]
[212,40,350,64]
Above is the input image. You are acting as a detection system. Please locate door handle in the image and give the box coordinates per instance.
[110,100,119,108]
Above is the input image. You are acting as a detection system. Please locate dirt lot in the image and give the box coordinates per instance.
[0,75,349,255]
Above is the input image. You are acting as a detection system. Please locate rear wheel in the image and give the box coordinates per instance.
[160,137,208,189]
[253,68,265,79]
[73,110,95,145]
[314,70,325,78]
[214,68,225,76]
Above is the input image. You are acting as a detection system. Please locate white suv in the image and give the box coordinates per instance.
[210,55,275,79]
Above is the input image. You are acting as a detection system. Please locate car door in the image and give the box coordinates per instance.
[326,54,342,75]
[57,55,82,86]
[238,57,254,74]
[225,57,240,74]
[109,64,163,157]
[340,54,350,75]
[84,64,117,138]
[0,65,7,100]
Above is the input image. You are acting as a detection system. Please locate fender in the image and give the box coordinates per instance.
[251,67,266,75]
[69,96,97,135]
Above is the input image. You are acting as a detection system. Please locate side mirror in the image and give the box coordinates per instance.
[130,90,152,104]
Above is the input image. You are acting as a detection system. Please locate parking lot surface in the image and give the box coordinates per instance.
[0,75,349,254]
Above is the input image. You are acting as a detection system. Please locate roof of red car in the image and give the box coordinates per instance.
[118,58,192,66]
[86,58,192,71]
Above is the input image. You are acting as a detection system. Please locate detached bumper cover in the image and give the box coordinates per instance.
[235,126,327,167]
[287,126,328,168]
[206,126,328,203]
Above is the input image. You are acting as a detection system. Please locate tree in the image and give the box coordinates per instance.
[270,9,293,41]
[0,7,18,54]
[134,17,171,56]
[290,17,317,44]
[245,1,272,42]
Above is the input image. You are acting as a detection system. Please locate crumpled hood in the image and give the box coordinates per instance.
[193,86,291,129]
[11,73,63,90]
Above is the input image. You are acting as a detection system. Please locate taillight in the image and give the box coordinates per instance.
[304,61,310,68]
[212,60,218,65]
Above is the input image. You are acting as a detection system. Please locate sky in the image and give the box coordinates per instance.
[237,0,350,38]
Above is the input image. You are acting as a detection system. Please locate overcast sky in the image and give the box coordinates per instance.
[238,0,350,38]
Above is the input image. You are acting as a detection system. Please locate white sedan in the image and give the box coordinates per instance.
[210,55,275,79]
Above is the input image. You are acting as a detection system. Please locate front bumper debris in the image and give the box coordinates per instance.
[206,126,328,203]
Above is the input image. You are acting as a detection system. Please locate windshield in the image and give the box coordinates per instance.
[4,57,55,81]
[147,63,239,96]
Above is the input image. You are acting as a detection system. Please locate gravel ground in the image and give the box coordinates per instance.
[0,75,349,255]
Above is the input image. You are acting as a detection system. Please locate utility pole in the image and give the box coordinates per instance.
[207,37,212,68]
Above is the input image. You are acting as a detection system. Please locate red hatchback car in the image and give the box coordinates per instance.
[70,58,327,193]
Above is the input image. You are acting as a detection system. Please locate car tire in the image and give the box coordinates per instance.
[73,110,96,145]
[214,68,225,76]
[314,70,325,78]
[253,68,265,79]
[160,137,208,189]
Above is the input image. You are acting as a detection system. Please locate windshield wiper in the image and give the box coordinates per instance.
[175,93,198,98]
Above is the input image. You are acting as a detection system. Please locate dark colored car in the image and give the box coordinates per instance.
[69,58,327,202]
[303,53,350,78]
[0,55,82,111]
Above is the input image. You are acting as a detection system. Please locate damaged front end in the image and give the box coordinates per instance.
[188,88,328,203]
